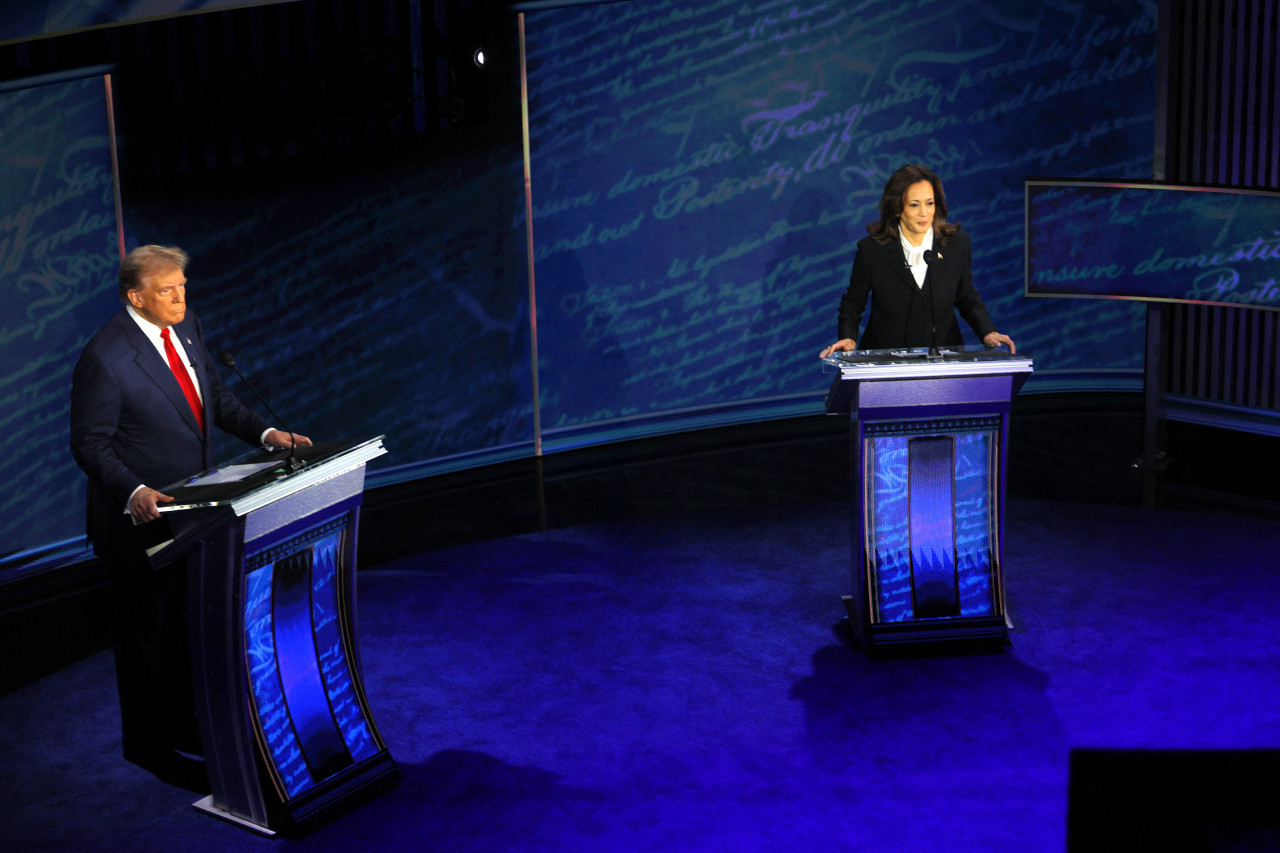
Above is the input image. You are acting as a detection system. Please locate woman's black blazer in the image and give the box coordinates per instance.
[836,229,996,350]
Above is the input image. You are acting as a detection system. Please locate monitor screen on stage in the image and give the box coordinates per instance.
[1025,181,1280,310]
[0,1,300,45]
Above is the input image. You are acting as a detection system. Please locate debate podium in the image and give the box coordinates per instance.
[824,348,1033,649]
[149,436,397,835]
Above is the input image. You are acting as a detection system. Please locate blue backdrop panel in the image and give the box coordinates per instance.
[0,71,119,559]
[121,149,535,485]
[524,0,1157,448]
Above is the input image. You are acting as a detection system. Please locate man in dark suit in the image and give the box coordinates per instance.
[70,244,310,789]
[820,164,1016,357]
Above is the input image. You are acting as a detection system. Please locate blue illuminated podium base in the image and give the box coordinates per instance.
[824,348,1032,651]
[152,437,398,835]
[841,596,1010,646]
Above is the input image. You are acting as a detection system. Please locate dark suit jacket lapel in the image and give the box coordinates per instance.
[920,243,951,299]
[884,239,918,293]
[119,311,204,438]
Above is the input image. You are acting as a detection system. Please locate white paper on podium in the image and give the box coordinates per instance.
[190,460,282,486]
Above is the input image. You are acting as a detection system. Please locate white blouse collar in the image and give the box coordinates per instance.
[900,227,934,267]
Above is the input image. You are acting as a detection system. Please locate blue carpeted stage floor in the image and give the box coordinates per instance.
[3,498,1280,852]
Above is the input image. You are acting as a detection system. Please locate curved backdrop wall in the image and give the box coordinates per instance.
[522,0,1156,451]
[1,70,120,560]
[3,0,1158,566]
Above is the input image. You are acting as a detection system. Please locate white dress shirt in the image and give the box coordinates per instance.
[900,228,935,289]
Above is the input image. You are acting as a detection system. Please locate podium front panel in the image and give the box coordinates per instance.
[241,500,389,806]
[825,350,1030,648]
[858,375,1014,410]
[861,416,1002,627]
[180,438,397,835]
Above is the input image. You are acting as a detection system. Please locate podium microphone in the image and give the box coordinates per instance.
[218,350,303,471]
[922,249,940,356]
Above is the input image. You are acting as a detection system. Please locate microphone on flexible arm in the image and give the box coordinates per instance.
[922,249,940,356]
[218,350,304,472]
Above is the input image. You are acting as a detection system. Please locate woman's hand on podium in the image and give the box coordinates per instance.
[982,331,1017,353]
[820,338,857,358]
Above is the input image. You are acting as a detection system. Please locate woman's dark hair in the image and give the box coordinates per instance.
[866,164,960,246]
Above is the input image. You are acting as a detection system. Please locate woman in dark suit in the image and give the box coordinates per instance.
[819,164,1015,357]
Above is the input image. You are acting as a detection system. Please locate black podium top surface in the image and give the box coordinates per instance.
[822,345,1032,378]
[157,436,386,512]
[824,344,1030,368]
[821,348,1033,414]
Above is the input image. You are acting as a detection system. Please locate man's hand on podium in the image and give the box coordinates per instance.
[265,429,313,449]
[129,486,174,522]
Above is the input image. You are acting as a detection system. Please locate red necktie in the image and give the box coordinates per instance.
[161,327,204,431]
